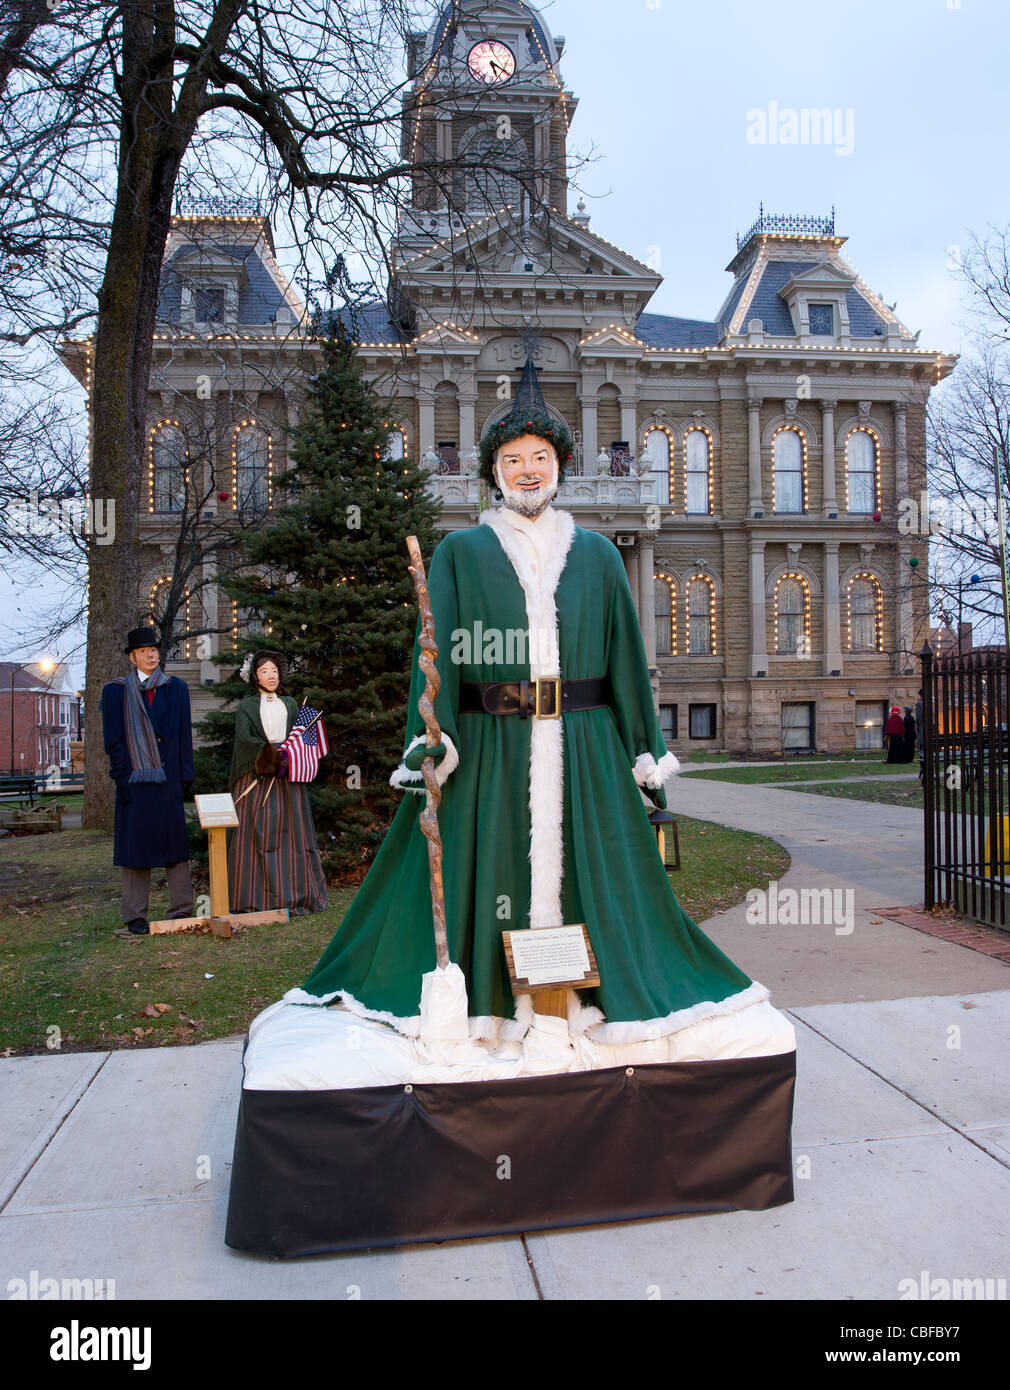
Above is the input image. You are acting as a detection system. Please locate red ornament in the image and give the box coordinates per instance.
[218,491,230,501]
[526,419,532,427]
[872,511,881,522]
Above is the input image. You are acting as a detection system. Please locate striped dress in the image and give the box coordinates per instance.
[227,696,328,916]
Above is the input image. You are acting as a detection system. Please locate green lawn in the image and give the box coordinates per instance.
[680,757,917,785]
[0,817,789,1056]
[790,779,924,809]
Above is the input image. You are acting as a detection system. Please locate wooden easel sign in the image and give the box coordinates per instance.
[148,793,289,934]
[502,923,601,994]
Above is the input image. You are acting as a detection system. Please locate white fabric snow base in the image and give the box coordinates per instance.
[244,966,796,1091]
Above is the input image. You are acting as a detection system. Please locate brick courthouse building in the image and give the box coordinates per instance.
[61,0,955,754]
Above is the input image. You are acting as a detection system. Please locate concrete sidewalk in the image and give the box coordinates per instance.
[1,991,1006,1299]
[1,780,1007,1299]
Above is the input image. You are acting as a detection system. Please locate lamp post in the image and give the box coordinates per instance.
[8,665,14,776]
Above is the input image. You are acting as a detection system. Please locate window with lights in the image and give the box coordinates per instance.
[845,430,877,514]
[773,429,805,513]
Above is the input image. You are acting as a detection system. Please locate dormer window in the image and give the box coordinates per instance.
[808,303,834,336]
[195,286,225,323]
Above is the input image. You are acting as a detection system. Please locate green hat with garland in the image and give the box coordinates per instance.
[478,355,574,490]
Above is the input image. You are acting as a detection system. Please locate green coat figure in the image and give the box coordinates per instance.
[288,499,768,1045]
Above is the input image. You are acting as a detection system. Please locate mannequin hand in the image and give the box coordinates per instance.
[403,740,447,772]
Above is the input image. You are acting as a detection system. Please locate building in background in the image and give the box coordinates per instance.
[0,661,81,777]
[60,0,955,753]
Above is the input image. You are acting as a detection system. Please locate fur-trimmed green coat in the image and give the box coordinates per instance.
[288,504,761,1042]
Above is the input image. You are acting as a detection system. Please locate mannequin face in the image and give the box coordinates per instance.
[130,646,160,675]
[255,660,280,692]
[493,435,559,519]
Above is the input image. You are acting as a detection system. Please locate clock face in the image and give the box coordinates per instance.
[467,40,516,85]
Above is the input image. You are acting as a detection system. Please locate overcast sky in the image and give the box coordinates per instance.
[5,0,1007,683]
[543,0,1004,354]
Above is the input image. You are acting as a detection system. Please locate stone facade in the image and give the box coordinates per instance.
[60,0,956,753]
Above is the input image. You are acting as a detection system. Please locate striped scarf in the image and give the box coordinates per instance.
[113,666,170,783]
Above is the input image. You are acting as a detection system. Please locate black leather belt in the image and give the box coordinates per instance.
[459,676,610,719]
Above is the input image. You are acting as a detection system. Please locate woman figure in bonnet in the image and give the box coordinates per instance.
[227,650,327,915]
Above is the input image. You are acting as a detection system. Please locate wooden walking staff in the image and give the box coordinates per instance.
[405,535,451,971]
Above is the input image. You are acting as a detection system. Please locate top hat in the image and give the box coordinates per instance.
[124,626,161,655]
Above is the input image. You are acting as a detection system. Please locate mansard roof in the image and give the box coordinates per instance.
[635,312,720,349]
[715,241,908,342]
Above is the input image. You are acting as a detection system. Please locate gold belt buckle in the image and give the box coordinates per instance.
[535,676,562,719]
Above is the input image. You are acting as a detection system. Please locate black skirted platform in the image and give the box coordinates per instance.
[225,1049,796,1258]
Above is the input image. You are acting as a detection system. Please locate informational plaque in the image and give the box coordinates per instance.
[502,923,600,993]
[194,793,240,829]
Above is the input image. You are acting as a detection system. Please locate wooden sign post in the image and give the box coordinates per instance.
[502,923,600,1019]
[148,793,290,935]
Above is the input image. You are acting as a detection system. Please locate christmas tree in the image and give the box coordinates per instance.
[201,320,442,881]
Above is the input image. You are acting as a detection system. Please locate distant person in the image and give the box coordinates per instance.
[885,704,906,763]
[100,626,194,936]
[901,707,917,763]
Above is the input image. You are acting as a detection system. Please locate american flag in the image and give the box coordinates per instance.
[281,705,329,782]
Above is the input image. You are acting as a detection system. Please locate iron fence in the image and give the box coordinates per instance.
[921,644,1010,929]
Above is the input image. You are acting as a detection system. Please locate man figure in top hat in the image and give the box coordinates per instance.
[101,627,195,936]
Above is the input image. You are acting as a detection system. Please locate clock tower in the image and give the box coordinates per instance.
[398,1,574,239]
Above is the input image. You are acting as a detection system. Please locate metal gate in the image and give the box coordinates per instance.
[921,645,1010,929]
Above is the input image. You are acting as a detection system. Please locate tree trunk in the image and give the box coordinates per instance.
[82,4,193,830]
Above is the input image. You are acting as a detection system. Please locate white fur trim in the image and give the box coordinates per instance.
[389,731,459,792]
[480,506,576,930]
[573,980,771,1044]
[283,984,423,1036]
[633,748,682,788]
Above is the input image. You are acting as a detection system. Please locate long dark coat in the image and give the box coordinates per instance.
[101,676,194,868]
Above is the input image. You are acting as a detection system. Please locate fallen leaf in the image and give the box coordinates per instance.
[960,1000,978,1010]
[153,1002,171,1013]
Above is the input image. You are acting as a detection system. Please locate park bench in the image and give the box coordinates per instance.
[0,775,39,807]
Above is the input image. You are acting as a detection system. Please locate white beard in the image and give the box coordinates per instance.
[494,456,559,519]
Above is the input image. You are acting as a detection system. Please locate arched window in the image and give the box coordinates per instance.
[847,574,883,651]
[684,429,712,515]
[772,429,806,513]
[775,574,810,655]
[150,422,187,513]
[687,575,716,655]
[233,422,271,514]
[384,425,407,461]
[644,427,673,506]
[465,130,526,210]
[231,599,267,646]
[149,578,191,660]
[654,574,677,656]
[845,430,878,514]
